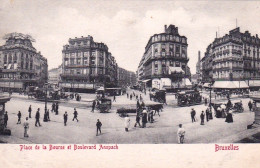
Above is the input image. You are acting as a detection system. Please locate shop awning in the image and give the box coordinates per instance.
[142,79,151,83]
[212,81,248,89]
[169,67,184,74]
[249,80,260,87]
[233,81,249,88]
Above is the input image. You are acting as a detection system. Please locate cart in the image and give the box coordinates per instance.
[96,98,112,113]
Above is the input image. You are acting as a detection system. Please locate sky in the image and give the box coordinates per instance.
[0,0,260,74]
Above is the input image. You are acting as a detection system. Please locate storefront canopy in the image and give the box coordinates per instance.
[249,80,260,87]
[169,67,184,74]
[212,81,249,89]
[233,81,249,88]
[142,79,151,83]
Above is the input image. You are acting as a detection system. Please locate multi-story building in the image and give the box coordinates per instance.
[137,24,191,90]
[201,27,260,89]
[117,67,136,87]
[60,35,118,92]
[195,51,202,84]
[48,65,62,85]
[0,33,48,91]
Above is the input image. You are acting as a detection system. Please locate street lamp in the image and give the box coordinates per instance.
[44,82,48,114]
[209,81,213,114]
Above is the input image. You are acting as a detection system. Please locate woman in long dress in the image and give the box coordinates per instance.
[23,117,29,137]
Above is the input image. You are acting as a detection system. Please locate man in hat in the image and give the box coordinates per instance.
[96,119,102,136]
[35,108,41,127]
[17,111,22,124]
[4,111,8,128]
[72,108,79,122]
[63,112,68,126]
[200,111,205,125]
[28,105,32,118]
[190,108,196,123]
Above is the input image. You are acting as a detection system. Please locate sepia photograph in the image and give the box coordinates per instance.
[0,0,260,145]
[1,0,260,167]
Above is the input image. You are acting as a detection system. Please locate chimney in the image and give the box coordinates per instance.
[216,32,217,38]
[164,25,167,32]
[198,51,201,61]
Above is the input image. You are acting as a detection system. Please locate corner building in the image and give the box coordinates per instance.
[201,27,260,89]
[137,25,191,90]
[0,33,48,91]
[60,36,118,92]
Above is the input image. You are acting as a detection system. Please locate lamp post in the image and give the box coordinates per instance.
[44,82,48,114]
[209,81,213,113]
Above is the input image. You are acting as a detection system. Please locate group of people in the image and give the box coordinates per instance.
[126,91,143,101]
[190,107,213,125]
[10,103,103,137]
[51,102,59,115]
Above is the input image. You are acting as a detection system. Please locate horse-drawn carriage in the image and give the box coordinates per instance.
[96,98,112,113]
[149,89,166,104]
[176,90,202,107]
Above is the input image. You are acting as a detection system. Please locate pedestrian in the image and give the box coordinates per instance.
[130,94,132,100]
[55,103,59,115]
[142,108,148,128]
[177,124,185,144]
[127,93,129,99]
[28,105,32,118]
[134,114,141,127]
[137,100,140,110]
[248,101,253,111]
[204,98,208,106]
[17,111,22,124]
[124,115,130,132]
[113,95,116,102]
[35,108,41,127]
[200,111,205,125]
[4,111,8,128]
[23,117,29,137]
[91,100,96,112]
[72,108,79,122]
[47,109,50,121]
[206,108,210,122]
[190,108,196,123]
[51,102,55,112]
[96,119,102,136]
[63,112,68,126]
[148,108,154,123]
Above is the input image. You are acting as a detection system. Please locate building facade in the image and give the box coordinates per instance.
[48,65,62,85]
[60,36,118,92]
[201,27,260,89]
[137,25,191,90]
[117,67,136,87]
[0,33,48,91]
